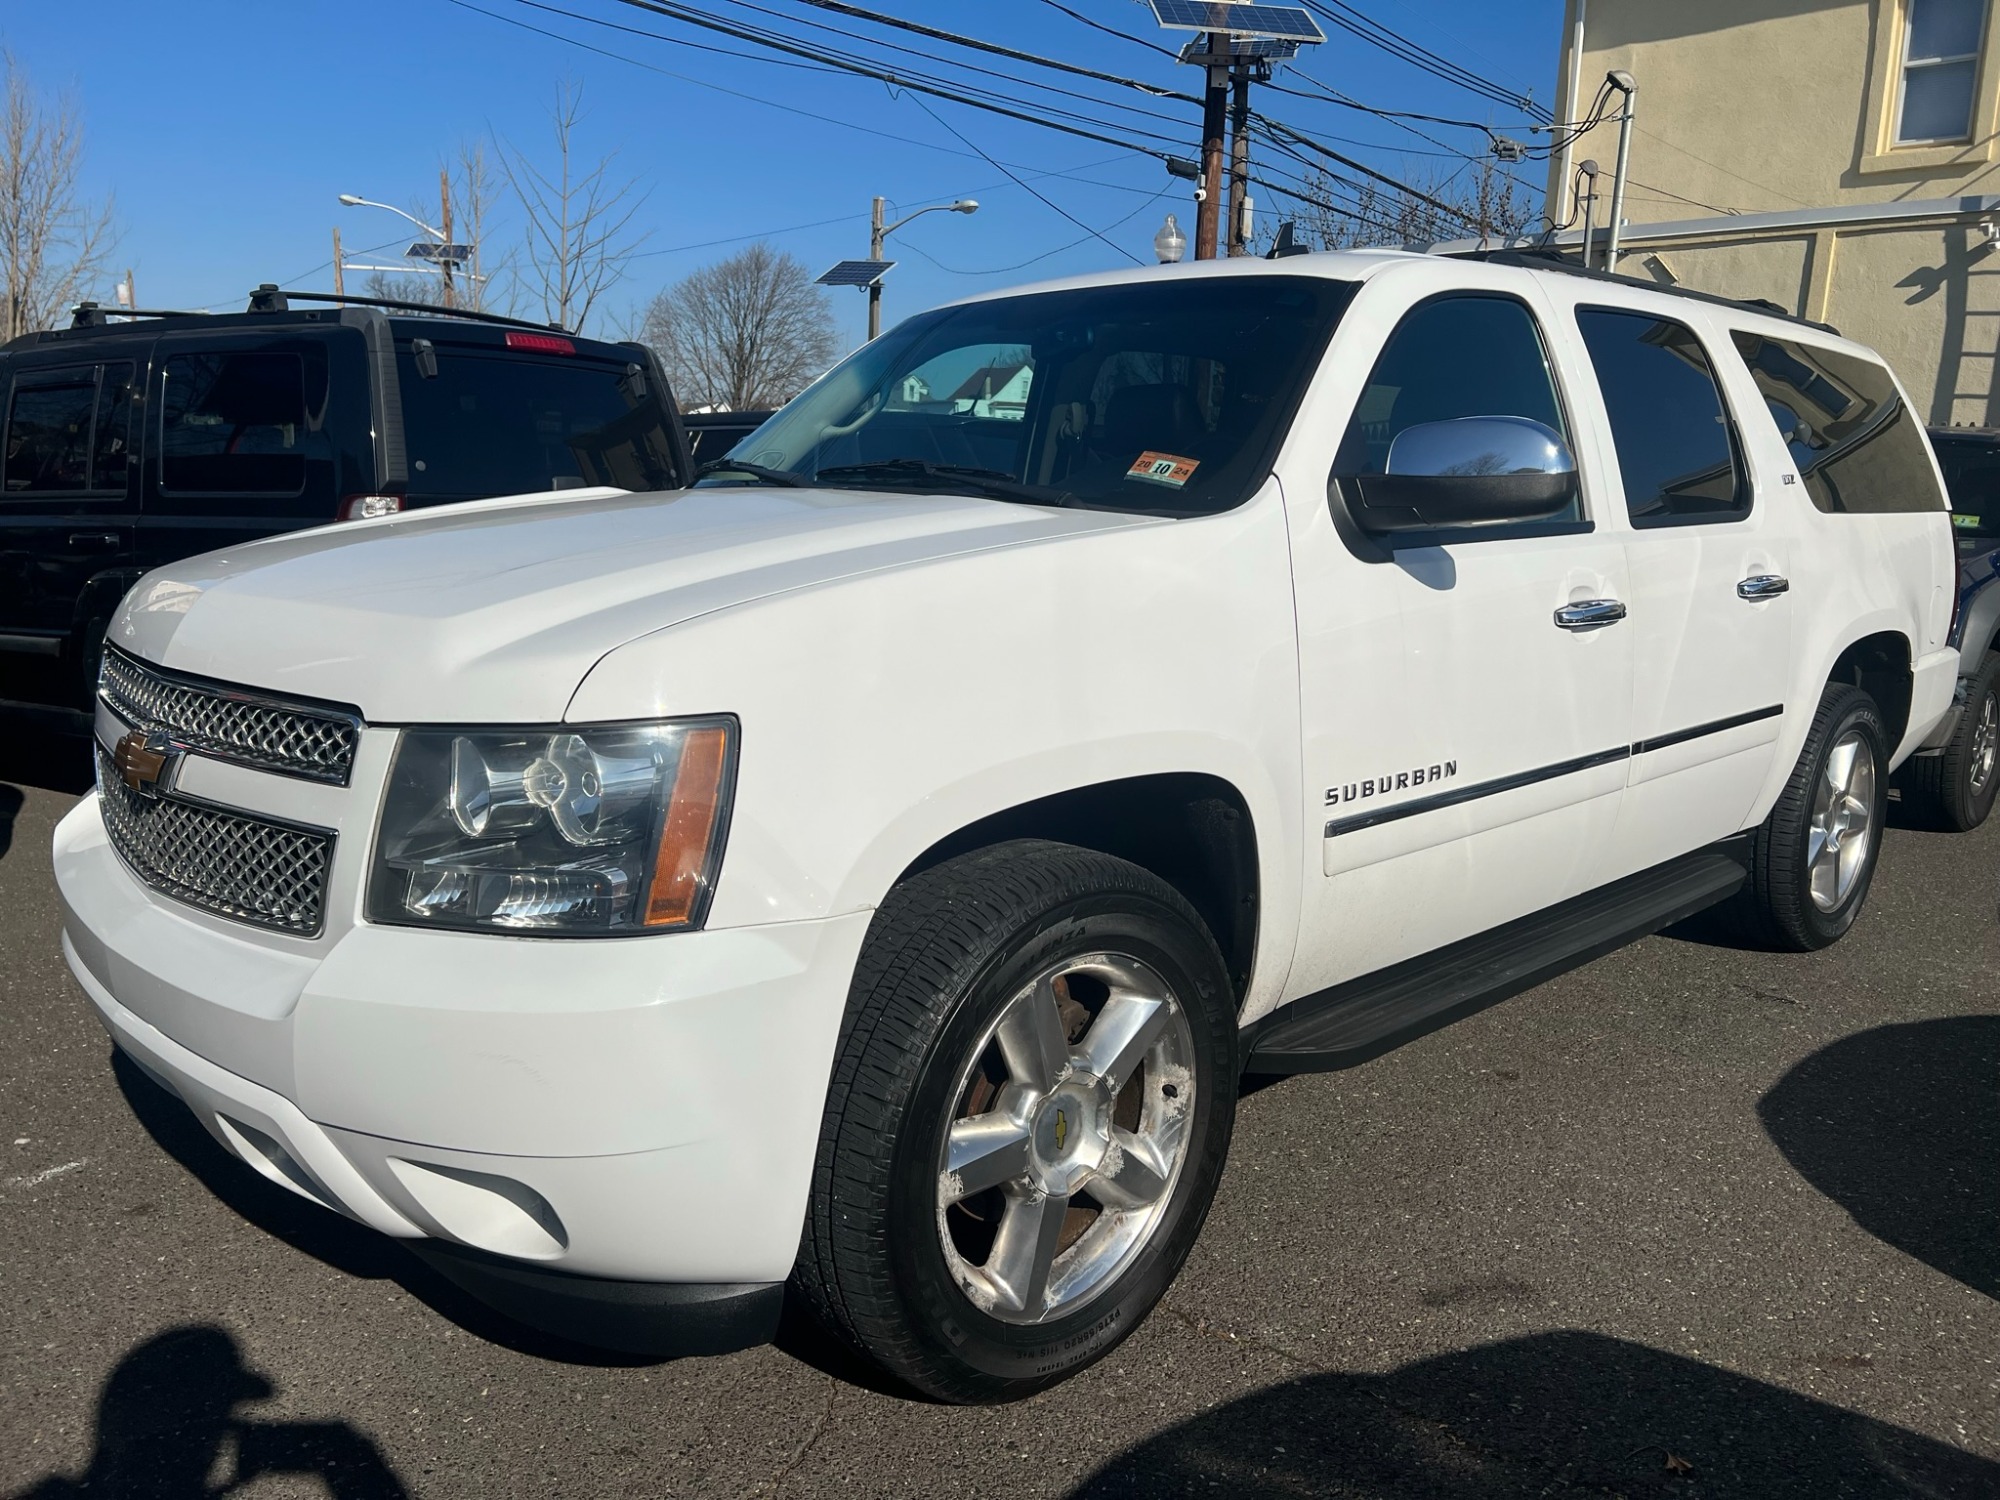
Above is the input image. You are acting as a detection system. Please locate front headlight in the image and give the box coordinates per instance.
[367,718,735,936]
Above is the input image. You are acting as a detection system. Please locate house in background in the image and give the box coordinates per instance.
[1539,0,2000,425]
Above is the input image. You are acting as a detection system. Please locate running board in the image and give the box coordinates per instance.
[1243,849,1747,1075]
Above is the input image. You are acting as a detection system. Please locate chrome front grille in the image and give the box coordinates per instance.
[100,648,361,785]
[96,747,334,937]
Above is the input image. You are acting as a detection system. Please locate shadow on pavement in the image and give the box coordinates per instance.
[1760,1016,1998,1300]
[7,1325,409,1499]
[1068,1329,2000,1498]
[111,1052,666,1369]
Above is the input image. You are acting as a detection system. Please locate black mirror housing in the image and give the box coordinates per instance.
[1344,469,1580,533]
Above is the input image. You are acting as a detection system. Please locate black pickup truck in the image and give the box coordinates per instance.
[0,288,690,722]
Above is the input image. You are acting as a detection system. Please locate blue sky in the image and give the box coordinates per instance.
[3,0,1564,349]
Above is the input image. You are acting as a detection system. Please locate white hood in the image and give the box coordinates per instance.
[110,485,1154,722]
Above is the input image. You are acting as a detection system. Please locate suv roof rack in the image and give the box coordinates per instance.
[249,285,571,335]
[1444,247,1842,337]
[70,302,209,328]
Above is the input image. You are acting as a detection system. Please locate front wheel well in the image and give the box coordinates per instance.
[1828,631,1913,750]
[895,774,1261,1009]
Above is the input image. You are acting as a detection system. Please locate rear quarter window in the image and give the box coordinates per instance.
[397,349,680,501]
[1729,331,1946,515]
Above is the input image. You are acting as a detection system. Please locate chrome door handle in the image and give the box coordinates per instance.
[1737,573,1790,600]
[66,532,121,551]
[1554,598,1628,630]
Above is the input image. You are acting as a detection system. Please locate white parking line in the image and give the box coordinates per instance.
[5,1159,86,1190]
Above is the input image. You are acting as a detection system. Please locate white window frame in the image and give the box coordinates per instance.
[1895,0,1988,144]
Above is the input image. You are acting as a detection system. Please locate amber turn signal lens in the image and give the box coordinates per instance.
[643,724,731,927]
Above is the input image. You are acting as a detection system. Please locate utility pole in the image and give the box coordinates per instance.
[1195,34,1229,259]
[332,229,344,302]
[1603,71,1636,274]
[439,167,457,310]
[868,196,887,339]
[1226,67,1256,256]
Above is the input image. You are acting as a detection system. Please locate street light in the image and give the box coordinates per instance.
[338,193,447,243]
[1154,213,1187,265]
[867,196,979,339]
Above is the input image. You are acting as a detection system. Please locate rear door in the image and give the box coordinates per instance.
[1549,291,1795,873]
[0,357,137,704]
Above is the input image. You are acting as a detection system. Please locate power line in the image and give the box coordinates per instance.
[898,184,1175,275]
[899,87,1145,265]
[1301,0,1549,121]
[598,0,1189,155]
[1035,0,1178,58]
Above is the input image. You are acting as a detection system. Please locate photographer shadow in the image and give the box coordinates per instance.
[1759,1015,1998,1299]
[9,1325,408,1499]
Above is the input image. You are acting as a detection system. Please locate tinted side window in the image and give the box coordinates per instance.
[93,362,134,490]
[1337,295,1573,519]
[1930,436,2000,539]
[1730,331,1946,515]
[5,372,97,493]
[397,351,680,501]
[1575,308,1745,524]
[159,351,329,496]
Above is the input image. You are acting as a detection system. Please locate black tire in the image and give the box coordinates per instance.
[1730,683,1889,952]
[1898,651,2000,833]
[794,839,1238,1404]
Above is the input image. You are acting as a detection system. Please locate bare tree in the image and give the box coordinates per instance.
[499,81,645,334]
[361,143,511,312]
[642,242,839,411]
[1283,156,1533,252]
[0,52,114,339]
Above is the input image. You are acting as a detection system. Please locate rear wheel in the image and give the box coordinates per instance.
[794,840,1237,1403]
[1899,651,2000,832]
[1731,683,1888,951]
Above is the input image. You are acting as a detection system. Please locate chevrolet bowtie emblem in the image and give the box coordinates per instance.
[1053,1108,1068,1153]
[112,729,177,798]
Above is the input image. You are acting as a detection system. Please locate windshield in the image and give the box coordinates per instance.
[701,275,1353,514]
[397,349,682,503]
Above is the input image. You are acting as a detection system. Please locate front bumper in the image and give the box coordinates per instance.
[54,794,872,1298]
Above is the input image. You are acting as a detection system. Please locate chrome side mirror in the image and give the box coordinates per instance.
[1339,416,1580,535]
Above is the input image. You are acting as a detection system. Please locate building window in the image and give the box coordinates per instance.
[1897,0,1986,144]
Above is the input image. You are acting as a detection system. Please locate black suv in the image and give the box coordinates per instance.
[0,288,690,721]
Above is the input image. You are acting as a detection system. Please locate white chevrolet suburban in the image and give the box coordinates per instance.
[54,251,1957,1403]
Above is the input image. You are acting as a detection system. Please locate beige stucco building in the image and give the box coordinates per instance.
[1539,0,2000,424]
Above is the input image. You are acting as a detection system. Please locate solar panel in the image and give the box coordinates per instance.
[1148,0,1324,43]
[816,259,896,288]
[1178,35,1302,61]
[406,242,475,263]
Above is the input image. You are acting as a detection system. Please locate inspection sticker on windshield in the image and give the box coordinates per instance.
[1128,451,1199,489]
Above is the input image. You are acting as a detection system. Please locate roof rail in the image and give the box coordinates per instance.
[250,285,571,334]
[1442,248,1842,337]
[70,301,209,328]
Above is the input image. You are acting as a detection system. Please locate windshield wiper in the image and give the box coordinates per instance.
[813,458,1072,507]
[696,457,807,487]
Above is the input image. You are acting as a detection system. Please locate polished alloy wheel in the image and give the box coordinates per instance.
[1969,691,1998,798]
[1807,728,1876,912]
[935,952,1194,1325]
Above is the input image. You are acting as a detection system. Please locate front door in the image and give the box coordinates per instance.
[1287,283,1635,998]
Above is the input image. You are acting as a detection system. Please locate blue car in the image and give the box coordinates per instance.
[1913,429,2000,829]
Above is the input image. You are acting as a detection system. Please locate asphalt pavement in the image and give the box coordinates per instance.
[2,729,1995,1498]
